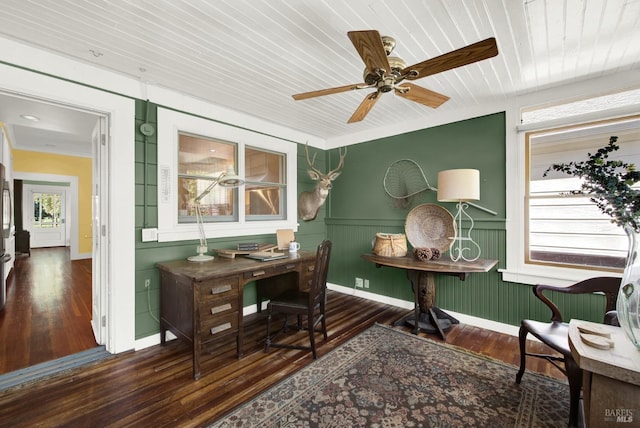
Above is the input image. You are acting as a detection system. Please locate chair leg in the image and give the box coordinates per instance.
[321,314,327,341]
[565,358,583,428]
[308,317,317,359]
[264,309,272,353]
[516,324,528,384]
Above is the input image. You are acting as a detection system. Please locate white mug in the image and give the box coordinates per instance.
[289,241,300,252]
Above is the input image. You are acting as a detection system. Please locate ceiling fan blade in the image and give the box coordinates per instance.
[395,83,449,108]
[348,92,380,123]
[348,30,391,75]
[292,83,366,100]
[402,37,498,80]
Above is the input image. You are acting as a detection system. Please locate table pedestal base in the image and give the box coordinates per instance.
[404,269,461,339]
[395,307,458,336]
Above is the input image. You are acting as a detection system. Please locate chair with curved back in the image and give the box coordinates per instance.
[264,239,332,359]
[516,276,621,428]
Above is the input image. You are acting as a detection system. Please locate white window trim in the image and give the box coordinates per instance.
[502,106,635,287]
[157,107,298,242]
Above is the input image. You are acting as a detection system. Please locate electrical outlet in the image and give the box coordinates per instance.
[141,228,158,242]
[144,279,151,288]
[364,279,370,289]
[355,277,364,288]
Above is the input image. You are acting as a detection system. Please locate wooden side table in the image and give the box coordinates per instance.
[568,319,640,427]
[361,253,498,339]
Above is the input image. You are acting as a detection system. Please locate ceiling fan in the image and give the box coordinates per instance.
[292,30,498,123]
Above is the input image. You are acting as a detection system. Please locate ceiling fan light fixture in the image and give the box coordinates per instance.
[378,78,395,93]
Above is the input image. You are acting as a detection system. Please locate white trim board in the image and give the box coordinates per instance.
[14,172,80,259]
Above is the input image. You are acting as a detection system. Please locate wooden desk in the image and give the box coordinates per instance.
[568,320,640,427]
[157,250,316,380]
[361,253,498,339]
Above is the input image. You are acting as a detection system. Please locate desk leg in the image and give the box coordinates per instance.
[403,270,452,340]
[193,341,201,380]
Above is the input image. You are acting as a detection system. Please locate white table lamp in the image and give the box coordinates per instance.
[437,169,481,262]
[188,167,245,262]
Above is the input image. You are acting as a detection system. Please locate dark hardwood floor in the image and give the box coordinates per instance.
[0,276,565,427]
[0,247,97,375]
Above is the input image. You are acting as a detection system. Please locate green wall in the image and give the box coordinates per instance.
[134,104,607,340]
[133,101,329,339]
[324,112,607,327]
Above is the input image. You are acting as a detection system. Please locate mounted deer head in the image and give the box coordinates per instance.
[298,144,347,221]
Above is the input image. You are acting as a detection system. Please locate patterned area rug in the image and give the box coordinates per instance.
[210,324,568,427]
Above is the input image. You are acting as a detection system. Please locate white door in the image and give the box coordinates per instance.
[24,185,67,248]
[91,116,108,345]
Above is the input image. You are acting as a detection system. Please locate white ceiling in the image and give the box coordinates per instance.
[0,0,639,156]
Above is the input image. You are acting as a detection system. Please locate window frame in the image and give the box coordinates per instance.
[503,98,639,286]
[524,118,640,272]
[156,107,298,242]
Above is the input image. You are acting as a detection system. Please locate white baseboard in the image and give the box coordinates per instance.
[134,282,524,350]
[326,282,522,338]
[135,330,176,351]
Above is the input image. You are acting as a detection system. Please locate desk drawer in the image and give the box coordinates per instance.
[201,311,239,341]
[199,277,239,303]
[243,266,279,280]
[200,296,239,320]
[276,261,299,273]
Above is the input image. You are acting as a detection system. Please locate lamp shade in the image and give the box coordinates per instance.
[218,167,245,187]
[437,169,480,201]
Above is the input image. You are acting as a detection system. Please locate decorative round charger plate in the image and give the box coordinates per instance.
[404,203,456,253]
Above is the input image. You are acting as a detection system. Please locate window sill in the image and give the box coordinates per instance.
[157,220,298,243]
[500,266,621,287]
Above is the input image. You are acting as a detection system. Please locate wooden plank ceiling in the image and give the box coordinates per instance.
[0,0,638,147]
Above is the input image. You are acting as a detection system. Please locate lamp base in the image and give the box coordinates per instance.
[187,254,215,262]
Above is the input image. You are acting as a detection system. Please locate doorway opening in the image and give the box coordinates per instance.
[0,91,108,379]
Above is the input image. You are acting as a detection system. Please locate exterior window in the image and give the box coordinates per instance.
[156,107,298,242]
[245,146,286,220]
[526,116,640,271]
[177,133,238,223]
[33,192,62,228]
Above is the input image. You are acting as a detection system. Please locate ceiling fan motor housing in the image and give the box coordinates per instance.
[362,56,407,85]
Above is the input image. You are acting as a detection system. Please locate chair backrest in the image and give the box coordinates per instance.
[309,240,332,308]
[535,276,621,323]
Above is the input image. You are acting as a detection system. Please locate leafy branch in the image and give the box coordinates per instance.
[543,136,640,232]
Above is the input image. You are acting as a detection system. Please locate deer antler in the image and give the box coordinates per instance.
[305,143,322,175]
[327,146,347,176]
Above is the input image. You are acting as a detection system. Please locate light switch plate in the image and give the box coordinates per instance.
[141,228,158,242]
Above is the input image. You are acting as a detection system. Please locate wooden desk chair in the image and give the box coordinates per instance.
[264,240,332,359]
[515,276,621,428]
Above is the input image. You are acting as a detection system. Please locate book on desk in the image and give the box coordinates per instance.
[245,251,288,261]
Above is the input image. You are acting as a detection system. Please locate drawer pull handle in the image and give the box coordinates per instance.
[211,284,232,295]
[307,266,315,272]
[210,322,232,335]
[285,264,296,270]
[252,270,266,277]
[211,303,232,315]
